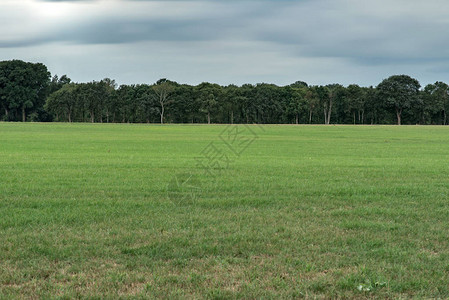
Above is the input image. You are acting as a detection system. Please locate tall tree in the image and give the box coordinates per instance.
[287,81,308,124]
[304,87,319,124]
[135,84,158,123]
[253,83,284,124]
[153,78,175,124]
[223,84,243,124]
[363,87,380,125]
[101,78,118,123]
[422,82,449,125]
[171,84,199,123]
[377,75,421,125]
[77,82,106,123]
[196,82,222,124]
[116,84,137,123]
[346,84,366,124]
[323,84,344,125]
[315,86,331,124]
[0,60,50,122]
[45,83,77,122]
[287,86,306,124]
[240,84,255,124]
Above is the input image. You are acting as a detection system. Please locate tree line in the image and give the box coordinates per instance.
[1,59,449,125]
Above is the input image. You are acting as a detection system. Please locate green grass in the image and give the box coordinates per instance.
[1,123,449,299]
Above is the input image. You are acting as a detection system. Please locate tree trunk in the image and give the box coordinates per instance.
[396,109,402,125]
[160,104,164,124]
[68,111,72,123]
[353,111,356,125]
[231,110,234,125]
[207,112,211,124]
[295,113,299,124]
[22,107,26,122]
[309,110,312,124]
[91,111,95,123]
[444,110,447,125]
[326,100,333,125]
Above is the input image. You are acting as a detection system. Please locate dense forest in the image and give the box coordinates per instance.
[1,59,448,125]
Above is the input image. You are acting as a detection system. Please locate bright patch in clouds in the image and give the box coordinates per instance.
[34,1,71,18]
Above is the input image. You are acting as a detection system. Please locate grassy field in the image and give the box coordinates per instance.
[1,123,449,299]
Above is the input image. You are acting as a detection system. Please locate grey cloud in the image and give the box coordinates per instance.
[2,1,274,47]
[246,1,449,67]
[2,0,449,86]
[67,19,220,44]
[1,17,241,47]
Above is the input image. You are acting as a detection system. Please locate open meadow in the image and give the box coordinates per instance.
[1,123,449,299]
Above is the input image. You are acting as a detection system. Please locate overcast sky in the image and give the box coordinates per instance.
[1,0,448,87]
